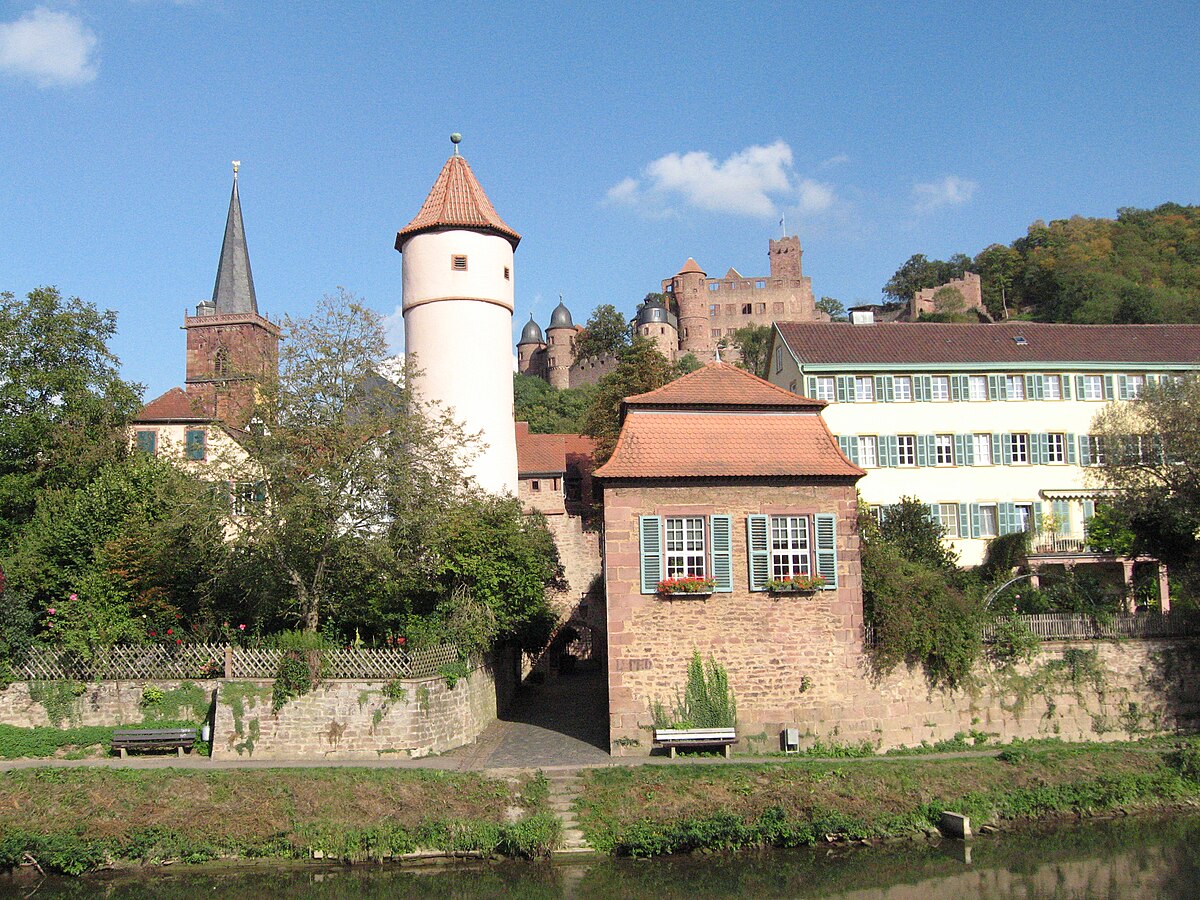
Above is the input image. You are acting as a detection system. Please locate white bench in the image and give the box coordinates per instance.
[653,727,738,758]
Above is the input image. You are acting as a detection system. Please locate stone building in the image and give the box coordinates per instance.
[594,362,864,754]
[518,235,829,389]
[910,271,988,320]
[133,165,277,469]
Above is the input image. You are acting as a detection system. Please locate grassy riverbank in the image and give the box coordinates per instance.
[575,740,1200,856]
[0,768,557,874]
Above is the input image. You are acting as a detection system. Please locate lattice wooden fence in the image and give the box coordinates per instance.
[16,643,467,682]
[866,612,1200,648]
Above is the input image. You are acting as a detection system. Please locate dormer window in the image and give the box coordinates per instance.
[452,255,468,271]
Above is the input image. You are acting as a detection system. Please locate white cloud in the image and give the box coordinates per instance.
[796,179,836,213]
[818,153,850,169]
[0,7,98,87]
[607,141,812,218]
[912,175,978,213]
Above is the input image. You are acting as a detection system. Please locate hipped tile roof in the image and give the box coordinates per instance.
[133,388,213,423]
[595,363,860,480]
[624,362,824,409]
[396,154,520,249]
[775,322,1200,366]
[515,425,597,475]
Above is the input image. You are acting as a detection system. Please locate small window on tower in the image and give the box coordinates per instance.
[503,266,510,280]
[452,255,468,271]
[214,347,229,378]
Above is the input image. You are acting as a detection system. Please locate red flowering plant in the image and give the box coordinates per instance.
[657,575,716,595]
[764,574,827,592]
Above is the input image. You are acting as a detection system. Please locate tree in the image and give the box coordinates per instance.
[723,324,772,377]
[877,496,960,573]
[0,287,143,539]
[513,373,596,433]
[573,303,632,362]
[918,286,972,323]
[1089,376,1200,594]
[973,243,1021,318]
[883,254,972,303]
[816,296,848,322]
[582,336,678,465]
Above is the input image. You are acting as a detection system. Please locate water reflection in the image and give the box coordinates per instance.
[4,814,1199,899]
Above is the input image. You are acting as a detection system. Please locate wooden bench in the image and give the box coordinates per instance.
[653,727,738,758]
[111,728,197,758]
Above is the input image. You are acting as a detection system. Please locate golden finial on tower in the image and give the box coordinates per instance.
[232,160,241,179]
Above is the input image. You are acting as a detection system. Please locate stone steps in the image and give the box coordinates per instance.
[545,772,592,854]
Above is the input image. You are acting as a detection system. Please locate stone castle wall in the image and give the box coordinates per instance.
[0,680,213,729]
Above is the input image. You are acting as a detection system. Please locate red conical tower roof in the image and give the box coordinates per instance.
[396,153,521,250]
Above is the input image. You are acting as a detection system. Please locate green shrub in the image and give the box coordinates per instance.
[651,651,737,729]
[988,613,1041,667]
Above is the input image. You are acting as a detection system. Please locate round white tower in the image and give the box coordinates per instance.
[395,136,520,496]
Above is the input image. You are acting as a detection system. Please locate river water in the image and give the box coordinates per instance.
[3,813,1198,898]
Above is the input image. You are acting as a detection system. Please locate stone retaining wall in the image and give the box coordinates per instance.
[210,659,506,760]
[0,680,212,729]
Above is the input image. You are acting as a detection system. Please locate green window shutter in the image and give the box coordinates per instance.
[915,375,932,402]
[1078,434,1091,466]
[883,376,895,402]
[969,503,982,538]
[991,433,1003,463]
[1025,374,1038,400]
[1029,433,1043,465]
[1066,433,1077,465]
[1103,375,1115,400]
[874,376,889,402]
[639,516,663,594]
[1052,500,1071,535]
[958,503,969,533]
[185,429,206,461]
[954,434,967,466]
[882,435,898,467]
[927,503,940,523]
[135,430,157,454]
[916,435,929,467]
[1117,374,1129,400]
[849,436,860,463]
[987,375,1000,401]
[1001,433,1013,465]
[253,481,267,503]
[1062,374,1072,399]
[1075,375,1085,398]
[837,435,858,464]
[813,513,838,589]
[1033,502,1044,533]
[747,515,770,591]
[950,375,963,402]
[806,376,818,397]
[710,515,733,593]
[837,376,852,403]
[1083,499,1096,521]
[998,502,1016,535]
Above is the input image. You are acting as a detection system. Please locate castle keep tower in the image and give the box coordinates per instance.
[184,163,280,427]
[545,299,576,390]
[670,258,711,357]
[396,136,520,495]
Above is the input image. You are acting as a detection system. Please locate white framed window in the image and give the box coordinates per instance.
[1015,503,1035,533]
[893,376,913,402]
[897,435,916,467]
[854,376,875,402]
[709,305,719,317]
[708,282,719,291]
[813,377,835,401]
[1043,375,1062,400]
[973,433,992,465]
[935,434,954,465]
[1082,375,1103,400]
[931,376,950,401]
[1046,433,1066,464]
[979,504,999,538]
[938,503,960,538]
[968,375,988,401]
[232,481,265,516]
[859,435,878,468]
[1087,435,1107,465]
[1127,375,1146,399]
[869,505,884,525]
[1006,375,1026,400]
[1012,433,1030,464]
[770,515,812,579]
[665,517,706,579]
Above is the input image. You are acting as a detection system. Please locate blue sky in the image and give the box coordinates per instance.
[3,1,1198,401]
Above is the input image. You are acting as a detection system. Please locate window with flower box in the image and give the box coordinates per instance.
[770,516,811,580]
[639,515,732,594]
[748,513,837,591]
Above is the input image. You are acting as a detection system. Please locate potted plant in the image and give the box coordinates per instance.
[657,576,716,597]
[764,574,827,593]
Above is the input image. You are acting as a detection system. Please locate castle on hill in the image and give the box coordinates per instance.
[517,235,829,389]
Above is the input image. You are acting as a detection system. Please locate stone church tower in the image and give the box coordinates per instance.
[395,136,520,496]
[183,163,280,427]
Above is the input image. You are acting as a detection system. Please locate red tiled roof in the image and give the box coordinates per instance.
[595,363,860,480]
[677,257,705,276]
[395,154,520,249]
[133,388,213,423]
[624,362,824,409]
[516,428,566,476]
[594,411,863,479]
[775,322,1200,366]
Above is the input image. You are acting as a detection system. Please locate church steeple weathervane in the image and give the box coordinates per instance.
[211,160,257,315]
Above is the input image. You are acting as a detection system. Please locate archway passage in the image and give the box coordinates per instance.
[468,667,610,768]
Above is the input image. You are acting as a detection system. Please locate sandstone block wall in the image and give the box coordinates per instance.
[210,661,504,760]
[0,680,213,729]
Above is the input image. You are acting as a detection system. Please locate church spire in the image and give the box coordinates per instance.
[211,161,258,315]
